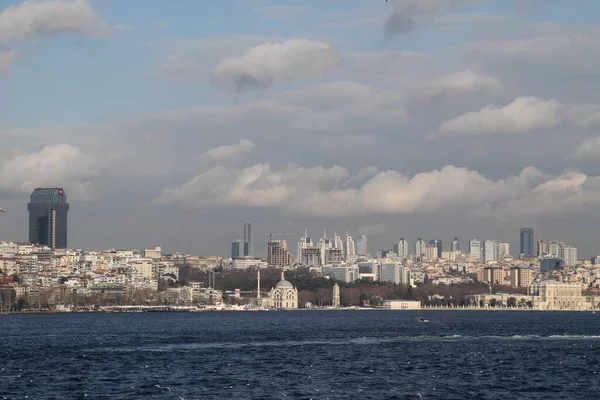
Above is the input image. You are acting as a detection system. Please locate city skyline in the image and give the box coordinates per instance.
[2,1,600,257]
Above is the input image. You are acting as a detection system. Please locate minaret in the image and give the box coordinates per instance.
[257,269,261,300]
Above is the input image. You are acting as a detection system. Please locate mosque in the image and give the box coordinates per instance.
[257,269,298,309]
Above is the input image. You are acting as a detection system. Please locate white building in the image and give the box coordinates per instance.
[345,235,355,260]
[415,238,426,257]
[561,245,578,267]
[469,239,481,262]
[394,238,409,260]
[484,240,498,262]
[267,271,298,309]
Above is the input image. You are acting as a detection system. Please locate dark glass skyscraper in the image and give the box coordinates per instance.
[243,222,253,257]
[520,228,534,256]
[28,188,69,249]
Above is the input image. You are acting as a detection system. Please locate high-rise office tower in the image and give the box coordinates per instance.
[333,232,344,251]
[451,237,460,252]
[469,239,481,262]
[231,240,243,258]
[345,234,356,259]
[498,242,510,259]
[28,188,69,249]
[520,228,534,256]
[484,240,498,262]
[244,222,253,257]
[356,235,367,255]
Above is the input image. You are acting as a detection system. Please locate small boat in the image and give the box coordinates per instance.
[416,317,429,323]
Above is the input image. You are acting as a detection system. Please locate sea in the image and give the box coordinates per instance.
[1,310,599,399]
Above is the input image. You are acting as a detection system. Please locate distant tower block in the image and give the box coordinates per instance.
[332,283,340,308]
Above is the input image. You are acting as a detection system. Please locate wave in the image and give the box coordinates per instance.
[91,334,600,353]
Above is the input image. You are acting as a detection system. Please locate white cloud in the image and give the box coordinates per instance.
[437,96,563,136]
[152,160,600,221]
[0,49,18,75]
[0,0,107,45]
[200,139,255,162]
[210,39,339,91]
[420,69,502,98]
[0,144,100,201]
[150,162,517,216]
[253,6,309,21]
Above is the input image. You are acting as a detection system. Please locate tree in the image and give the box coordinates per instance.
[507,297,517,308]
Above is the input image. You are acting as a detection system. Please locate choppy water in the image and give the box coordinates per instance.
[1,310,599,399]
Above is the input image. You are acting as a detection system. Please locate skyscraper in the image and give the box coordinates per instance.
[345,234,356,260]
[520,228,534,256]
[231,240,243,258]
[394,238,409,260]
[356,235,367,255]
[244,222,253,257]
[469,239,481,262]
[451,237,460,252]
[415,238,426,256]
[429,239,442,258]
[28,188,69,249]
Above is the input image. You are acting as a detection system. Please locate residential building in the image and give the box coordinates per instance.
[415,238,426,257]
[510,267,532,288]
[266,240,292,268]
[393,238,409,260]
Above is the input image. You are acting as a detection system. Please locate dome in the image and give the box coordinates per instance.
[276,279,294,289]
[275,271,294,289]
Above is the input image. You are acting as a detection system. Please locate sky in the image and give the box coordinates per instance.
[2,0,600,258]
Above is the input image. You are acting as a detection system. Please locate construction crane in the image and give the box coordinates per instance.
[265,232,298,242]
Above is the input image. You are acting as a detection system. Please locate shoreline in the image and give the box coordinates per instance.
[1,307,597,315]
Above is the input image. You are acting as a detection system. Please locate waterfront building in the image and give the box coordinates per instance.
[332,283,340,308]
[528,280,596,310]
[267,271,298,309]
[28,188,69,249]
[383,300,421,310]
[520,228,534,256]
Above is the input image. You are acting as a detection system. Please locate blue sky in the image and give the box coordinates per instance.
[2,0,600,257]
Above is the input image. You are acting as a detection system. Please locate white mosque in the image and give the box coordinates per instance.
[257,269,298,309]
